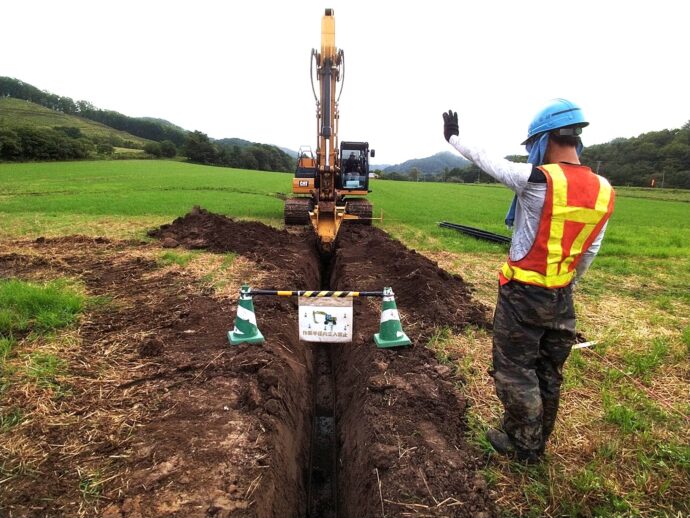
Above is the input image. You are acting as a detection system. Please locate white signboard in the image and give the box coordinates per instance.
[298,297,353,343]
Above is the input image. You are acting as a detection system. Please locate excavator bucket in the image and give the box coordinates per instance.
[311,202,346,253]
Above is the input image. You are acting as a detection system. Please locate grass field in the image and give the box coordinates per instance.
[1,160,688,517]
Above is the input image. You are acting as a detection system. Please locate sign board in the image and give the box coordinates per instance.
[298,297,353,343]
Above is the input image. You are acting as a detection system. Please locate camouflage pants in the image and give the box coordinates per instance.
[491,281,576,455]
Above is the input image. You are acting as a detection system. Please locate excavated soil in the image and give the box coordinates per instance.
[0,207,495,518]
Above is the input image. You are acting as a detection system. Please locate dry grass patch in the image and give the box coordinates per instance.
[1,314,149,509]
[154,249,267,300]
[425,250,502,309]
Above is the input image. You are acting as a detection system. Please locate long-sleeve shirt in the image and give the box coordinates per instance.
[448,135,607,282]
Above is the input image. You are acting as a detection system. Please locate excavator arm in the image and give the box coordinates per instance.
[311,9,343,248]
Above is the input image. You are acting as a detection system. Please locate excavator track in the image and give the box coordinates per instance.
[284,197,314,225]
[345,198,372,225]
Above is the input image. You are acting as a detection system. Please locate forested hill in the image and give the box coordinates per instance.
[0,77,294,172]
[0,77,187,146]
[581,123,690,188]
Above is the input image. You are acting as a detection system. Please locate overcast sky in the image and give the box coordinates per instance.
[3,0,689,165]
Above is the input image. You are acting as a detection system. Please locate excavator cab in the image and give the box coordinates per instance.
[339,141,373,191]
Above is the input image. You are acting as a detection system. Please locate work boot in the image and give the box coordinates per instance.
[486,428,515,456]
[486,428,542,465]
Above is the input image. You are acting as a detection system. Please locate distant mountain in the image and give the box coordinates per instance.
[381,151,470,175]
[279,147,299,159]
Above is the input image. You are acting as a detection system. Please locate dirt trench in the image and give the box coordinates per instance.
[0,207,495,517]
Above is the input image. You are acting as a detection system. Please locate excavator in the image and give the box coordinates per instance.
[284,8,375,252]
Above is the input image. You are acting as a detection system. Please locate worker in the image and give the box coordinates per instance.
[442,99,615,464]
[344,152,361,185]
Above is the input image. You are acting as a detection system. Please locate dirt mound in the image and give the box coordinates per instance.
[332,225,489,340]
[148,206,321,287]
[1,209,495,517]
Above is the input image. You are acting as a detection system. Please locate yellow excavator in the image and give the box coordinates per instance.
[284,8,375,252]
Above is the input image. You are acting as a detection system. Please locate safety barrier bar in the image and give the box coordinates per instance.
[228,285,410,348]
[247,289,385,298]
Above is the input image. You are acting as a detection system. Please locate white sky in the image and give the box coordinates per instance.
[2,0,689,165]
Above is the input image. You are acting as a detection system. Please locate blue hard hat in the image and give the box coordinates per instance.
[522,98,589,145]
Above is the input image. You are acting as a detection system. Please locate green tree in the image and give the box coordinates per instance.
[144,142,162,157]
[53,126,82,139]
[97,143,114,155]
[159,140,177,158]
[0,128,22,159]
[184,131,217,164]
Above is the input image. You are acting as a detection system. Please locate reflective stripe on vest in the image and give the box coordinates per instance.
[501,163,614,288]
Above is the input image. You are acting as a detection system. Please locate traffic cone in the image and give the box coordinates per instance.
[374,287,411,348]
[228,285,265,345]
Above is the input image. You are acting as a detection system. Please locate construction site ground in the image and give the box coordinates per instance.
[1,207,498,517]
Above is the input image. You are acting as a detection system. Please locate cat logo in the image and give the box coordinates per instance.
[299,180,309,187]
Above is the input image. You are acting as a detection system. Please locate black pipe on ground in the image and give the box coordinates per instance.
[439,221,511,245]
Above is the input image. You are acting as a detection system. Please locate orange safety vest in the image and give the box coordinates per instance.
[500,163,615,288]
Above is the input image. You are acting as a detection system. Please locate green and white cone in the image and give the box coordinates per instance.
[374,287,411,348]
[228,285,264,345]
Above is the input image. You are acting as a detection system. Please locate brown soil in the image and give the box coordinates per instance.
[0,208,495,518]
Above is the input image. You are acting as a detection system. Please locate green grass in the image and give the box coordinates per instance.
[427,326,454,364]
[0,97,150,145]
[613,186,690,203]
[0,337,13,361]
[622,337,669,380]
[158,250,198,267]
[0,279,85,339]
[0,161,287,238]
[0,279,85,396]
[78,467,105,502]
[0,407,22,431]
[1,161,688,276]
[26,351,67,391]
[682,325,690,352]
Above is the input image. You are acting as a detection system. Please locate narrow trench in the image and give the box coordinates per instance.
[306,252,339,517]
